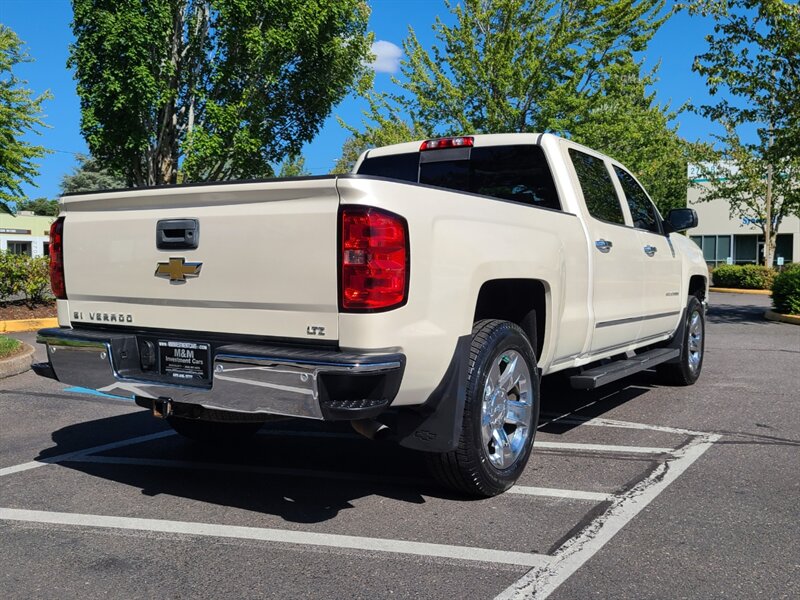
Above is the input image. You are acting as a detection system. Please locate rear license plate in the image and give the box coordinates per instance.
[158,340,210,382]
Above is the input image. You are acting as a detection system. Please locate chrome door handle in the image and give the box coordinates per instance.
[644,245,657,257]
[595,239,613,253]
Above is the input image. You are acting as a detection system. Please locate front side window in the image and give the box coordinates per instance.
[614,166,661,234]
[568,149,625,225]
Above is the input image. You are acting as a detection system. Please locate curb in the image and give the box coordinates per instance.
[0,317,58,333]
[709,287,772,296]
[0,342,34,379]
[764,310,800,325]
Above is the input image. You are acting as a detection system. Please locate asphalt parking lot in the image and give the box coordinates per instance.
[1,292,798,599]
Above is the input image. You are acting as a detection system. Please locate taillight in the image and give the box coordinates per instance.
[49,217,67,299]
[420,136,474,151]
[340,206,409,312]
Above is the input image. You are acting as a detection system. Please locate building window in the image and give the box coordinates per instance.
[7,241,32,256]
[691,235,734,267]
[776,234,794,264]
[43,242,50,257]
[734,235,758,264]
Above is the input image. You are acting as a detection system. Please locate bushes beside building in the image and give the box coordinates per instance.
[771,264,800,315]
[0,252,51,305]
[711,264,776,290]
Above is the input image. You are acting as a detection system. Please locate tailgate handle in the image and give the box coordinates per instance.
[156,219,199,250]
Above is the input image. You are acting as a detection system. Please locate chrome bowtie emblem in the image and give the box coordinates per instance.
[155,257,202,283]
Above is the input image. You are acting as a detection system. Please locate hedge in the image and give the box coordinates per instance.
[0,251,52,305]
[772,263,800,315]
[711,264,776,290]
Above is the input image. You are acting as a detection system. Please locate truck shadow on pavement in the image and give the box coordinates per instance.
[706,302,770,325]
[35,375,661,524]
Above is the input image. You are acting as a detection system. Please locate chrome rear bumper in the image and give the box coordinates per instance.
[36,328,404,421]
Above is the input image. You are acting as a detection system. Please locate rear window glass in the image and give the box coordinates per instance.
[356,152,418,182]
[357,144,561,211]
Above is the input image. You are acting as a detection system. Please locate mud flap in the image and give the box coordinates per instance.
[390,335,471,453]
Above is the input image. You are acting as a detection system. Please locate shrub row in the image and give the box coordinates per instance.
[0,251,51,305]
[772,263,800,315]
[711,264,776,290]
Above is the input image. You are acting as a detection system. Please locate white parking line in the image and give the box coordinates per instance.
[509,487,613,502]
[0,507,551,568]
[540,413,707,437]
[0,431,175,478]
[495,432,721,600]
[534,441,672,454]
[259,428,674,453]
[64,455,614,503]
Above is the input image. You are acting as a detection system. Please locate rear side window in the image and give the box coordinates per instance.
[614,166,661,234]
[357,144,561,211]
[569,149,625,225]
[356,152,418,182]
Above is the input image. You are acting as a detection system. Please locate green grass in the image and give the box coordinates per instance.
[0,335,22,359]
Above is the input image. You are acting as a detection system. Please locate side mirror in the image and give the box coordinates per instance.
[665,208,698,232]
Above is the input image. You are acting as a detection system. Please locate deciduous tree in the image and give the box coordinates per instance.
[70,0,372,187]
[690,0,800,266]
[0,25,51,215]
[339,0,689,212]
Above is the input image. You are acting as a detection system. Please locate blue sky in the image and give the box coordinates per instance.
[1,0,719,199]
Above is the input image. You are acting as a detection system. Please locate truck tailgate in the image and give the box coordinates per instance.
[61,178,340,341]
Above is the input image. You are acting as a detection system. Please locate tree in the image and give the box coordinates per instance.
[276,155,311,178]
[339,0,689,212]
[332,95,431,173]
[690,0,800,266]
[14,197,59,216]
[70,0,372,187]
[60,155,126,195]
[0,25,51,215]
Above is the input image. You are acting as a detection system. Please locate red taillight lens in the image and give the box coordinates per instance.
[340,206,408,312]
[420,136,474,151]
[49,217,67,299]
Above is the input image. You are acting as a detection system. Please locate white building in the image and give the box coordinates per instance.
[0,211,56,258]
[687,182,798,268]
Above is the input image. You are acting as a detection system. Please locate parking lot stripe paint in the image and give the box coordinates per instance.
[494,433,721,600]
[0,507,551,568]
[64,455,613,503]
[258,430,675,454]
[63,455,430,486]
[0,431,175,478]
[508,487,613,502]
[539,414,706,437]
[534,441,673,454]
[63,386,135,401]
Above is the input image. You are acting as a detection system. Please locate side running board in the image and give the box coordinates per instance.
[569,348,679,390]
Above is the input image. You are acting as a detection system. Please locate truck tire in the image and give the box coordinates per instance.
[658,295,705,386]
[426,319,540,497]
[167,417,264,443]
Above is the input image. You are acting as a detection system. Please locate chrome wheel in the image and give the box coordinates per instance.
[480,349,534,470]
[687,309,703,374]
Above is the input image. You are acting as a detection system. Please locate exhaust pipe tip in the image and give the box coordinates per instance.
[351,419,391,442]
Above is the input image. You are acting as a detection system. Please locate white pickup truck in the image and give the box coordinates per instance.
[35,133,707,497]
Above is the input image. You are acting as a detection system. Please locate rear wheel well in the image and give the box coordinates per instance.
[689,275,707,301]
[473,279,546,358]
